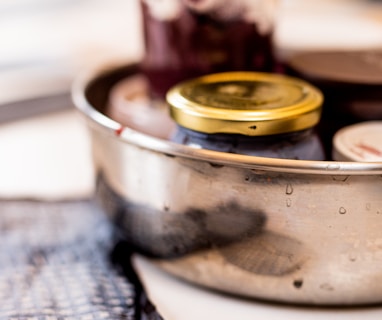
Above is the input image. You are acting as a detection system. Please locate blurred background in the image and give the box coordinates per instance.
[0,0,381,104]
[0,0,142,103]
[0,0,381,199]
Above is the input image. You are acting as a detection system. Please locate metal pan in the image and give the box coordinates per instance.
[72,64,382,306]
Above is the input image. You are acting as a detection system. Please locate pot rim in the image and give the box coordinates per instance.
[71,64,382,176]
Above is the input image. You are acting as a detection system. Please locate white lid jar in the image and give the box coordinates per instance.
[332,121,382,162]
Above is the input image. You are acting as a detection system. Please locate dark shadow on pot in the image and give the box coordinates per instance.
[96,173,267,258]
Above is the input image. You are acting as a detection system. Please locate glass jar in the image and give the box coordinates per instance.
[167,71,325,160]
[332,121,382,162]
[139,0,279,100]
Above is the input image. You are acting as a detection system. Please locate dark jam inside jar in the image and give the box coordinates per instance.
[172,126,325,160]
[139,0,278,100]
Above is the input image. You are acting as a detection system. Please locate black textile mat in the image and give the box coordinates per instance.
[0,199,163,320]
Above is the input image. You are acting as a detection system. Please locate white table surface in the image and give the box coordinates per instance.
[1,0,382,319]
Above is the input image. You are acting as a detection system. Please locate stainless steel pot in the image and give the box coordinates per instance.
[72,64,382,306]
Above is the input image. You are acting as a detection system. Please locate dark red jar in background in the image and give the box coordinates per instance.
[139,0,280,100]
[107,0,280,140]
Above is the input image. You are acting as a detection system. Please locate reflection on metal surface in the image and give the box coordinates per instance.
[218,231,307,276]
[97,173,266,258]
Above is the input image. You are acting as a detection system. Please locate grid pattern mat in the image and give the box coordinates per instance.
[0,199,162,320]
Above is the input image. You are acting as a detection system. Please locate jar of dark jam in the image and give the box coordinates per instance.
[166,71,325,160]
[139,0,279,100]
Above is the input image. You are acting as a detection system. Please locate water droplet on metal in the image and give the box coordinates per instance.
[332,175,349,182]
[286,198,292,207]
[209,162,224,168]
[293,279,303,289]
[286,183,293,195]
[349,252,357,262]
[339,207,347,214]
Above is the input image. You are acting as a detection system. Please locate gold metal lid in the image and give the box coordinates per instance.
[167,72,323,136]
